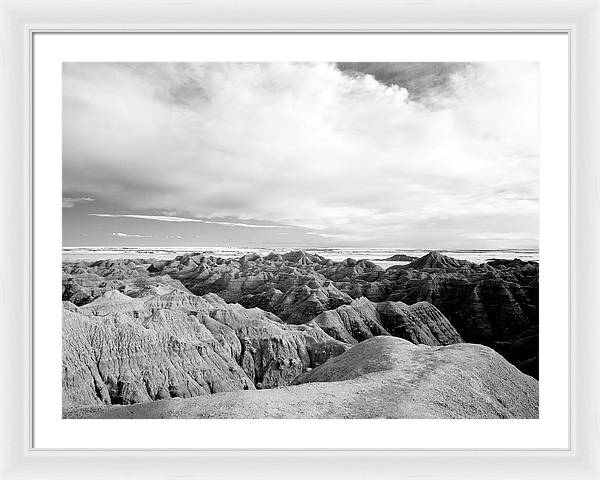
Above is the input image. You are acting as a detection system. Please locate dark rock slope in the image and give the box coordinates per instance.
[383,252,539,377]
[66,337,538,419]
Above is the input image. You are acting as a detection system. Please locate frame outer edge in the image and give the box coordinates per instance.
[576,1,600,475]
[0,1,26,478]
[1,0,599,478]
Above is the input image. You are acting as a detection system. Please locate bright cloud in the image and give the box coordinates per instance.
[89,213,288,228]
[110,232,151,238]
[63,62,539,248]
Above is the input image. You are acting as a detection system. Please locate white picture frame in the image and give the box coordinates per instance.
[1,0,598,478]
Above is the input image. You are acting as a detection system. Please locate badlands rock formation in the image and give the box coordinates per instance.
[66,337,538,419]
[62,288,351,408]
[62,249,539,418]
[63,258,186,305]
[62,279,462,410]
[380,253,418,262]
[133,250,538,377]
[308,297,462,346]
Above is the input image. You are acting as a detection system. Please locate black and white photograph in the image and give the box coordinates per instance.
[61,61,540,420]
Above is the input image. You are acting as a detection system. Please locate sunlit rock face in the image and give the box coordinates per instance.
[62,258,188,306]
[308,297,462,347]
[62,288,349,408]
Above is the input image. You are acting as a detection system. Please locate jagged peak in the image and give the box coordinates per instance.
[407,251,473,269]
[84,289,135,306]
[238,252,262,263]
[263,252,284,262]
[348,296,375,307]
[281,250,325,265]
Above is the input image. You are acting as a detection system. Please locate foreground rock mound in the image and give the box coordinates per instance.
[66,337,538,419]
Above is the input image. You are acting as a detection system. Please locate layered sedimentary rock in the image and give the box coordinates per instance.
[138,250,538,376]
[151,251,383,304]
[240,281,353,324]
[67,337,538,419]
[333,252,539,376]
[62,248,540,411]
[145,252,537,345]
[62,249,540,418]
[62,288,348,408]
[376,300,463,345]
[308,297,462,347]
[63,306,252,407]
[62,288,465,410]
[63,258,187,305]
[308,297,389,344]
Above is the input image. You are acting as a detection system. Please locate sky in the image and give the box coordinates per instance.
[63,62,539,249]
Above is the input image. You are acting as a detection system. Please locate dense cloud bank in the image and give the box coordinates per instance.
[63,62,539,248]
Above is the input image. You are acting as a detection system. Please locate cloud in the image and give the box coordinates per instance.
[89,213,289,228]
[306,231,349,239]
[202,220,286,229]
[92,213,202,222]
[337,62,470,103]
[110,232,151,238]
[63,196,94,208]
[64,62,539,248]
